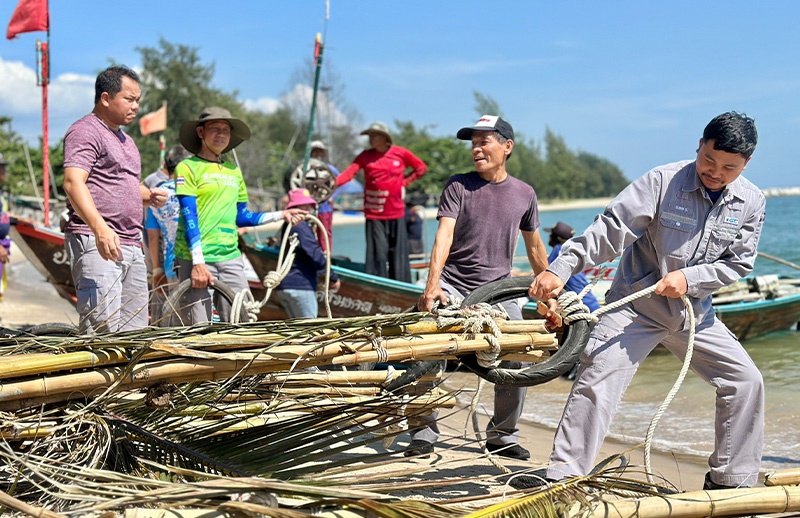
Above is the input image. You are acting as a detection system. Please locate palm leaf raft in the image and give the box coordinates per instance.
[0,310,797,517]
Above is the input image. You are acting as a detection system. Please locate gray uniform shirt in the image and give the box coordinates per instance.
[549,160,766,331]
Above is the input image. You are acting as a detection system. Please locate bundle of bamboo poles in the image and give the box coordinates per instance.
[0,315,555,412]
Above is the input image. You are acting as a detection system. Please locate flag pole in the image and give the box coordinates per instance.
[36,35,50,227]
[301,33,324,173]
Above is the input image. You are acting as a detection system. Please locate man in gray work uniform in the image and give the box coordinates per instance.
[529,112,765,490]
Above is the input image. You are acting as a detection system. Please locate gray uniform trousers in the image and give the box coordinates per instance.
[176,256,249,324]
[66,233,148,334]
[546,304,764,487]
[409,279,528,447]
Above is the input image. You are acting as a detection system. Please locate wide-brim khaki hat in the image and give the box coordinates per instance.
[179,106,251,155]
[360,121,392,145]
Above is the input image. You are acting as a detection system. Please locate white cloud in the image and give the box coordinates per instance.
[243,96,280,113]
[0,58,40,113]
[0,57,94,143]
[245,84,351,131]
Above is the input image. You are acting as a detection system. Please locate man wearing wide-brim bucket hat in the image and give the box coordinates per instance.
[335,121,427,283]
[173,107,307,324]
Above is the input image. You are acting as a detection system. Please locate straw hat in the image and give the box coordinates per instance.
[360,121,392,145]
[179,107,251,155]
[310,140,328,151]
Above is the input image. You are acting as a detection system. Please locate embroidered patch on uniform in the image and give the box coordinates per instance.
[176,178,185,186]
[662,211,695,226]
[724,216,739,225]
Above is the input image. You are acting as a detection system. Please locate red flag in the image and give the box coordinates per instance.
[139,102,168,135]
[6,0,48,39]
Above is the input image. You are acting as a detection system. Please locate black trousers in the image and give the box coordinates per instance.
[365,218,411,283]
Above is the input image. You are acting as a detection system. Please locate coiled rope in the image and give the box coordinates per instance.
[231,214,333,323]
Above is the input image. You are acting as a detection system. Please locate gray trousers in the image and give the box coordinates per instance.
[176,257,248,324]
[546,305,764,487]
[410,279,528,447]
[66,233,148,334]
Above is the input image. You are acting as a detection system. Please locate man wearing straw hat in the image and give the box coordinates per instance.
[62,65,169,333]
[174,107,306,324]
[336,122,427,282]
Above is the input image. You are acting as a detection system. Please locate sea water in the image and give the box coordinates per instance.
[330,195,800,472]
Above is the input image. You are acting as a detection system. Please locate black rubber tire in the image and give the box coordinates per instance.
[20,322,80,337]
[458,277,591,387]
[384,359,443,393]
[160,279,250,325]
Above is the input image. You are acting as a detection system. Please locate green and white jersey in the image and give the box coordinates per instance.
[174,156,248,263]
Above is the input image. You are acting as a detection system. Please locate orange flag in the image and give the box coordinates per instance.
[139,101,167,135]
[6,0,48,39]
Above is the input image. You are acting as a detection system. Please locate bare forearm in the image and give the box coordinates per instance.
[425,232,453,291]
[147,229,162,268]
[63,173,105,232]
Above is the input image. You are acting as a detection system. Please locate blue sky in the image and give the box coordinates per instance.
[2,0,799,188]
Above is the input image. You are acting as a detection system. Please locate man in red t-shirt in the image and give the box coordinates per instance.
[336,122,426,282]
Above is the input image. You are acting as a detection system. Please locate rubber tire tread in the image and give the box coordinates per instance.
[20,322,80,337]
[161,279,249,325]
[458,276,591,387]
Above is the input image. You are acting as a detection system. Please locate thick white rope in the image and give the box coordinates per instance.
[433,299,508,368]
[552,281,695,483]
[231,214,333,323]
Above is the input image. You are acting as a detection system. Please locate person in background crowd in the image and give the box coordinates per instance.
[529,111,765,491]
[335,122,427,282]
[174,107,305,324]
[144,145,191,324]
[275,188,341,319]
[309,140,340,253]
[405,200,424,258]
[62,65,168,333]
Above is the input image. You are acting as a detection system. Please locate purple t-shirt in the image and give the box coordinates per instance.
[63,113,143,245]
[439,171,539,295]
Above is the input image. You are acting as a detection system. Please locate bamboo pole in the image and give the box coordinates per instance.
[765,468,800,486]
[0,332,549,410]
[0,320,551,380]
[584,486,800,517]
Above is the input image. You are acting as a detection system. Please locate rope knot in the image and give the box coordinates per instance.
[432,300,505,368]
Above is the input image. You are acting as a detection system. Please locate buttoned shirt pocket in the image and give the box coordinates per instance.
[706,223,739,261]
[658,210,697,260]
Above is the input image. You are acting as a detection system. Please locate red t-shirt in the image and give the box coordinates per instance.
[336,145,426,220]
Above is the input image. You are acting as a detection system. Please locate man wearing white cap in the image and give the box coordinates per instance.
[412,115,551,459]
[336,122,427,282]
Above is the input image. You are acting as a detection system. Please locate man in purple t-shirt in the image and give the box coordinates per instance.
[62,65,168,333]
[409,115,551,459]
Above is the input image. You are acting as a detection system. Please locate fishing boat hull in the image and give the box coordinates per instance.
[715,291,800,341]
[10,223,76,306]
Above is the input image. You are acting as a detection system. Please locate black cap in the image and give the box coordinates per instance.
[457,115,514,141]
[544,221,575,240]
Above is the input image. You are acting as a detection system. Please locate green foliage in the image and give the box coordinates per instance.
[6,41,629,208]
[392,120,473,195]
[0,117,64,198]
[126,38,243,175]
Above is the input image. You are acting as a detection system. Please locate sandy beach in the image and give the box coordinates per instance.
[0,242,714,503]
